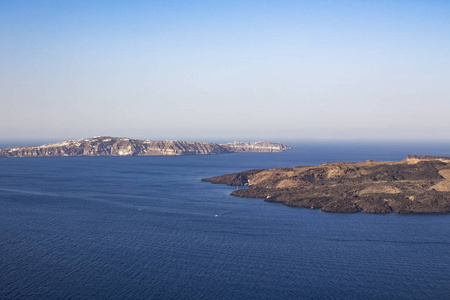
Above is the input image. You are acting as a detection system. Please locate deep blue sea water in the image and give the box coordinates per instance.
[1,141,450,299]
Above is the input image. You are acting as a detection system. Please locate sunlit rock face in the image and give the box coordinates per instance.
[221,141,292,153]
[0,137,291,157]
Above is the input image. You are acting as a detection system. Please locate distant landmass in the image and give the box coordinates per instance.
[203,155,450,214]
[0,136,291,157]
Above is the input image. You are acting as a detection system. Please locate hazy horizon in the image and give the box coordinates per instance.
[2,136,450,149]
[2,1,450,141]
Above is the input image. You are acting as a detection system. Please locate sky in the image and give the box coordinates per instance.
[1,0,450,142]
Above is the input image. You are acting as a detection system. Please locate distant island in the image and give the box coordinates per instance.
[0,136,291,157]
[203,155,450,214]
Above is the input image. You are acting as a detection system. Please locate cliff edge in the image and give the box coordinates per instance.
[0,137,291,157]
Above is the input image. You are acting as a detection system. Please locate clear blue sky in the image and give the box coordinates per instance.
[1,0,449,141]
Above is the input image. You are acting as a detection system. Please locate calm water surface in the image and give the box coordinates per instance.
[1,142,449,299]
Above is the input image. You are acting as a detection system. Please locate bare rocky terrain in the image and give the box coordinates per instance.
[202,156,450,214]
[0,137,291,157]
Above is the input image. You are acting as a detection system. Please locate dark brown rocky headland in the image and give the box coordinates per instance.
[202,156,450,214]
[0,137,291,157]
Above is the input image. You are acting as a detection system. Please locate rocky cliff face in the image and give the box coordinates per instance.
[220,141,292,152]
[203,157,450,214]
[0,137,291,157]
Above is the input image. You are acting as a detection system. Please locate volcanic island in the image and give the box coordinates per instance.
[0,137,291,157]
[202,155,450,214]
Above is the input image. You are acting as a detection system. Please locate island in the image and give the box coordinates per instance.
[202,155,450,214]
[0,136,291,157]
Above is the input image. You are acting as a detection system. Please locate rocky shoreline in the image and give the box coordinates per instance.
[0,137,291,157]
[202,156,450,214]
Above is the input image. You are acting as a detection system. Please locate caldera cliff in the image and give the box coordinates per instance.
[0,137,291,157]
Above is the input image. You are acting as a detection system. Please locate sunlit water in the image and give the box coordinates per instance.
[1,142,449,299]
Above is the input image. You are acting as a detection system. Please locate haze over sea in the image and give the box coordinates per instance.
[1,141,449,299]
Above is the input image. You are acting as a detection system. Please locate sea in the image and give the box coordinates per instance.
[1,141,449,299]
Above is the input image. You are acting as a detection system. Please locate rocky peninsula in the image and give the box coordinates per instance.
[202,156,450,214]
[0,137,291,157]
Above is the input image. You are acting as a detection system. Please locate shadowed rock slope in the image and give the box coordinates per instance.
[0,137,291,157]
[202,157,450,214]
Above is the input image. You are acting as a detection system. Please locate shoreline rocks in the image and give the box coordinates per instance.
[202,157,450,214]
